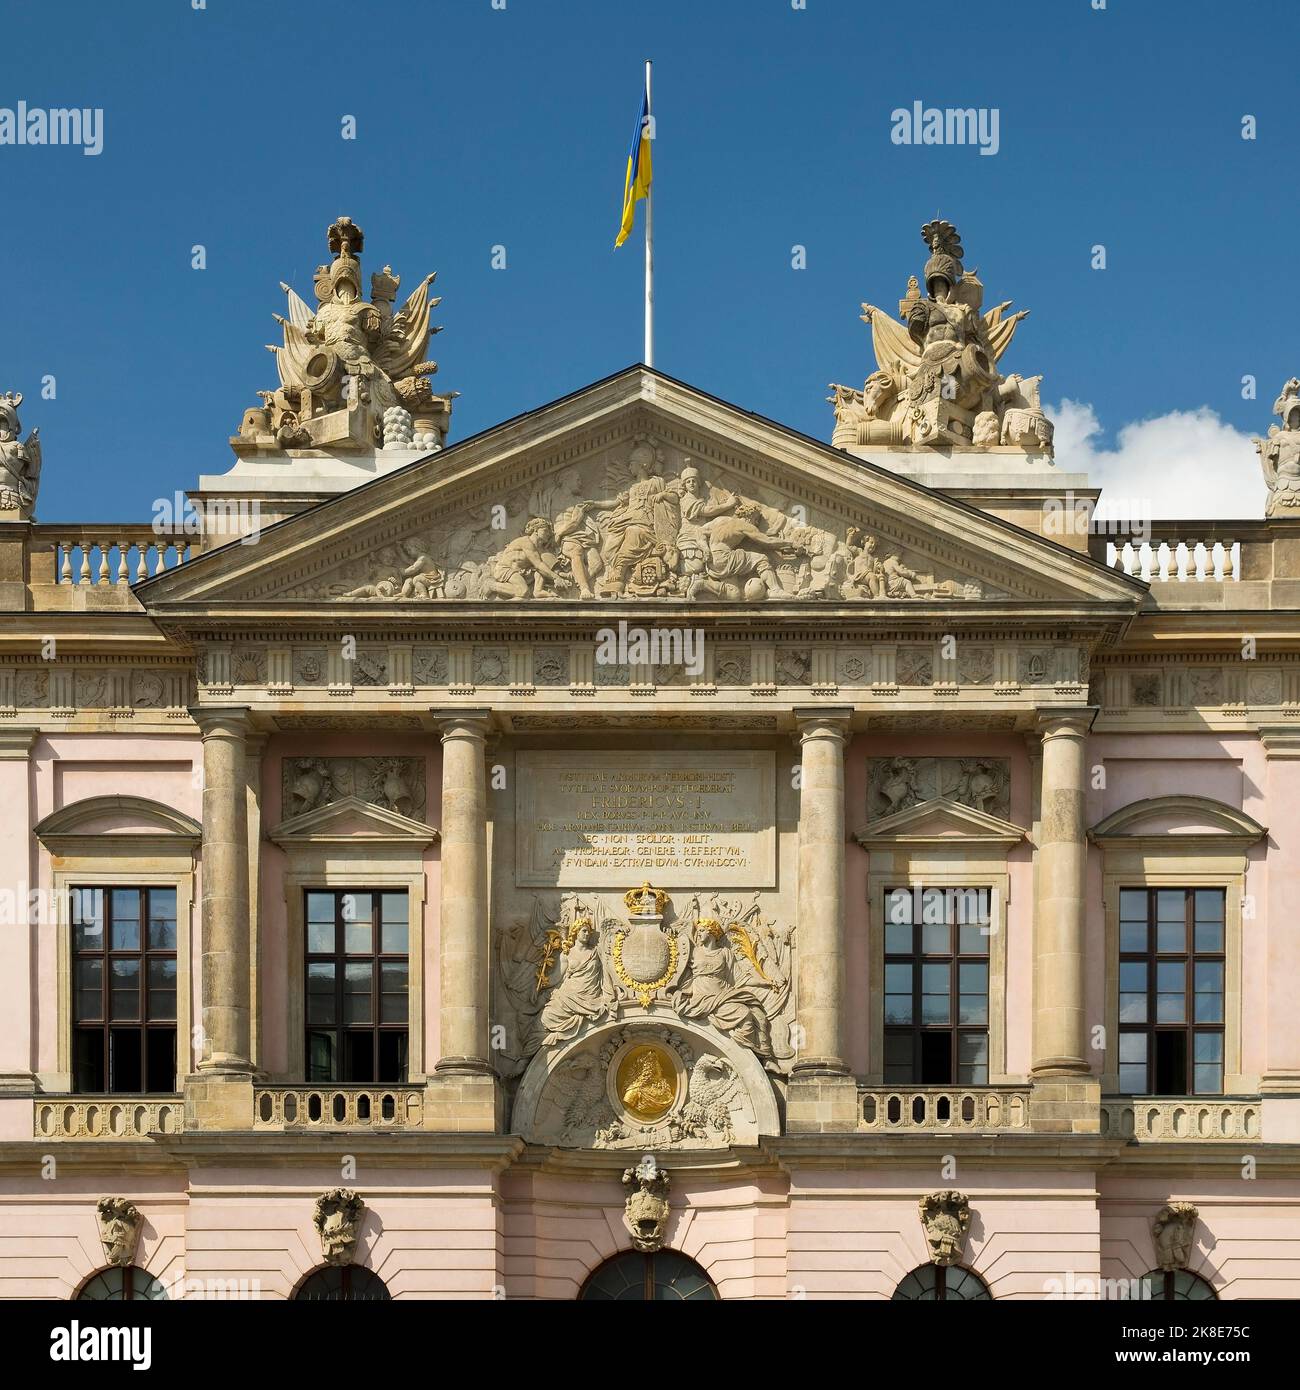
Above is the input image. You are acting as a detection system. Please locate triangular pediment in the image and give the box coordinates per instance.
[854,796,1026,846]
[138,367,1146,621]
[268,795,437,847]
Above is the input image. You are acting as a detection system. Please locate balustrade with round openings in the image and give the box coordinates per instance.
[858,1087,1032,1132]
[250,1087,424,1131]
[33,1099,186,1140]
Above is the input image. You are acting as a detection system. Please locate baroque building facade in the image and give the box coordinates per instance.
[0,216,1298,1300]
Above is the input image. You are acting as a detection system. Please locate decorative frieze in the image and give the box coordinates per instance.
[412,645,448,686]
[1,664,189,713]
[1091,660,1300,715]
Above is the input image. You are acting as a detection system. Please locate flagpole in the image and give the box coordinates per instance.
[643,58,654,368]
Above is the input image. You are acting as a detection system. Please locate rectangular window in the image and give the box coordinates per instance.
[883,886,991,1085]
[71,886,177,1094]
[1117,887,1225,1096]
[304,890,409,1084]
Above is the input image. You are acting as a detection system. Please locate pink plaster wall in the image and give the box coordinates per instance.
[256,734,441,1079]
[1086,733,1271,1083]
[500,1167,789,1298]
[1099,1173,1300,1299]
[26,735,203,1081]
[3,1167,1300,1298]
[846,734,1034,1079]
[786,1166,1102,1299]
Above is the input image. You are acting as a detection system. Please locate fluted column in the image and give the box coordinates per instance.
[434,711,492,1074]
[793,708,851,1076]
[192,707,254,1074]
[1031,709,1093,1077]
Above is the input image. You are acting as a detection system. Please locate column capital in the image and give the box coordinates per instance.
[430,708,493,742]
[0,725,39,760]
[793,706,853,743]
[188,705,253,739]
[1035,707,1096,740]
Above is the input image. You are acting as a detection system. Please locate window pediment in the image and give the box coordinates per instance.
[269,795,437,848]
[34,795,202,855]
[1089,796,1266,851]
[855,796,1025,848]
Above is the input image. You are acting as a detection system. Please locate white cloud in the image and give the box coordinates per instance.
[1048,398,1264,523]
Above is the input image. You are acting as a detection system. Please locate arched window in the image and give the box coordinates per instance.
[1138,1269,1218,1301]
[76,1267,168,1301]
[579,1250,718,1301]
[891,1263,991,1301]
[293,1265,391,1301]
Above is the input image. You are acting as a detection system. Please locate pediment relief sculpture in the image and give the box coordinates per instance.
[234,215,454,456]
[493,884,797,1081]
[830,219,1052,454]
[297,437,992,605]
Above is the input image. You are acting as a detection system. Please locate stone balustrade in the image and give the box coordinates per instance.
[44,527,193,587]
[858,1086,1032,1132]
[34,1097,185,1140]
[1102,534,1239,584]
[253,1086,424,1131]
[1100,1096,1262,1142]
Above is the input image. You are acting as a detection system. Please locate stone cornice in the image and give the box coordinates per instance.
[1258,724,1300,759]
[0,725,39,758]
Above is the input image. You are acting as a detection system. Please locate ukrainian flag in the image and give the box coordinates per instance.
[615,79,652,248]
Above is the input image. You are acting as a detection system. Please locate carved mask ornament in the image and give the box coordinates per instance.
[314,1188,365,1266]
[1152,1202,1199,1272]
[918,1190,972,1267]
[96,1197,143,1268]
[622,1157,671,1253]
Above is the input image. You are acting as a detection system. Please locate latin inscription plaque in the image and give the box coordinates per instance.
[515,750,776,888]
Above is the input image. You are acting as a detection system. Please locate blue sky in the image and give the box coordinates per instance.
[1,0,1294,520]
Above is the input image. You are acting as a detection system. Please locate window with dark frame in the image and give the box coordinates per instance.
[294,1266,391,1301]
[883,886,991,1086]
[890,1263,992,1301]
[1117,887,1225,1096]
[304,890,409,1085]
[71,887,177,1095]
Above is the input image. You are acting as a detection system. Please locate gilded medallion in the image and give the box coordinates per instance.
[615,1044,679,1122]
